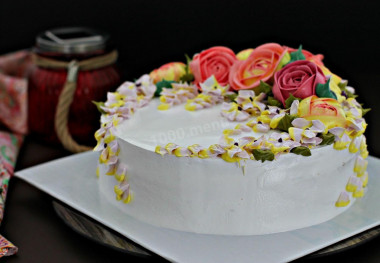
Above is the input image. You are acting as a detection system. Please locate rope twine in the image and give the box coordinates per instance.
[33,50,118,153]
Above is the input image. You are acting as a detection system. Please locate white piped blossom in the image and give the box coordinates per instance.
[288,118,323,146]
[158,83,198,110]
[220,102,250,122]
[185,76,229,111]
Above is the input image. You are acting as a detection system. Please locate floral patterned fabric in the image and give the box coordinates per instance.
[0,50,31,257]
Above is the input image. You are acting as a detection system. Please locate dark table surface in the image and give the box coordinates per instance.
[0,137,379,263]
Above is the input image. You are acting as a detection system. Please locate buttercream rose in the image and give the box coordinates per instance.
[272,60,326,106]
[298,95,347,129]
[190,46,236,87]
[150,62,187,84]
[229,43,288,91]
[287,46,342,85]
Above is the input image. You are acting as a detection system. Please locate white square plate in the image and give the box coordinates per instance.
[15,152,380,263]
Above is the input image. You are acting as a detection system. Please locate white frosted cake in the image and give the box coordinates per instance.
[94,44,369,235]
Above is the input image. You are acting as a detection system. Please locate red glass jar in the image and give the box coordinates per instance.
[28,27,121,146]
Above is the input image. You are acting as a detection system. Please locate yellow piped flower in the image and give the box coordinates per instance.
[269,113,285,129]
[185,103,197,111]
[114,185,123,200]
[266,142,289,155]
[155,146,167,156]
[114,173,125,182]
[354,157,368,176]
[333,140,350,150]
[353,187,364,198]
[346,182,358,192]
[157,103,171,111]
[335,192,350,207]
[104,133,116,144]
[114,183,132,203]
[165,143,178,153]
[221,152,240,163]
[348,137,361,154]
[173,147,191,157]
[108,92,126,108]
[198,149,211,159]
[188,144,202,156]
[246,119,257,128]
[106,165,116,176]
[336,199,350,207]
[123,193,132,204]
[361,172,369,187]
[257,115,271,124]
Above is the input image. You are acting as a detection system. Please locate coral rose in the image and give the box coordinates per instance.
[272,60,326,106]
[229,43,288,92]
[150,62,187,84]
[190,46,236,87]
[298,95,347,129]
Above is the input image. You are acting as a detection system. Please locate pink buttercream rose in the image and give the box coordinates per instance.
[229,43,288,91]
[272,60,326,106]
[190,46,236,88]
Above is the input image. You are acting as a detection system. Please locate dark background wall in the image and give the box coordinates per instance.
[1,0,379,156]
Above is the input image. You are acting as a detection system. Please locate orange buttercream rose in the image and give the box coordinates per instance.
[150,62,187,84]
[229,43,288,91]
[298,96,347,129]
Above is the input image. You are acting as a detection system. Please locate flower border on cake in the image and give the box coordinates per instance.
[94,43,370,207]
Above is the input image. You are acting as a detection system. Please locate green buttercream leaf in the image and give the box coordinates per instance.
[179,54,195,83]
[267,96,282,107]
[179,73,194,83]
[252,149,275,162]
[276,114,297,132]
[92,101,106,114]
[288,45,306,64]
[225,93,238,102]
[155,79,176,97]
[362,108,371,116]
[185,53,192,64]
[338,80,348,90]
[290,146,311,156]
[349,93,358,99]
[316,78,337,99]
[258,81,272,95]
[285,94,301,109]
[319,132,335,146]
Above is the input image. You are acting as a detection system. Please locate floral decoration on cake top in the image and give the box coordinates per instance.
[94,43,369,165]
[93,43,370,207]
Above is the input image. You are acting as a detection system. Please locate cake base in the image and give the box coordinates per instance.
[53,200,380,258]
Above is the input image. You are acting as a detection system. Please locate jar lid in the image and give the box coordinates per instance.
[36,27,110,54]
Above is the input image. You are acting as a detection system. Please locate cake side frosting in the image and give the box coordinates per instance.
[99,127,361,235]
[94,43,370,235]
